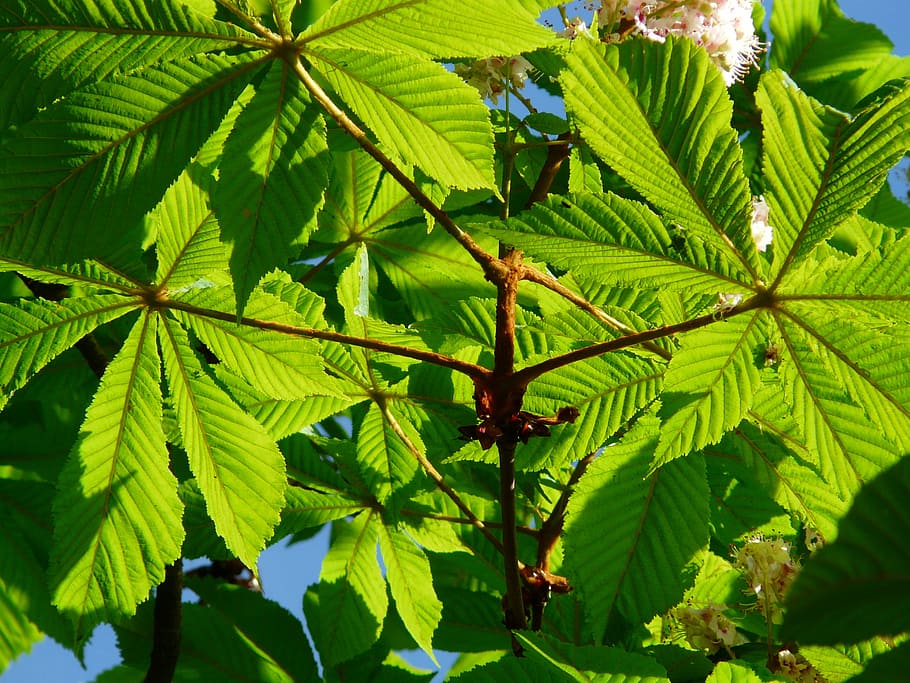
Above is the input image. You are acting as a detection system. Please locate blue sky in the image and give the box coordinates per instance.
[3,1,908,681]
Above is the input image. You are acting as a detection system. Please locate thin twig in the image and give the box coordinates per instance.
[378,399,506,556]
[513,296,765,387]
[289,56,504,282]
[519,266,673,362]
[536,452,597,571]
[156,296,489,380]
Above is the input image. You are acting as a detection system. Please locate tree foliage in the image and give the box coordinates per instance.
[1,0,909,680]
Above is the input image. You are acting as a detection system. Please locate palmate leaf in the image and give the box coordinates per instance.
[483,193,754,293]
[50,311,183,637]
[153,164,227,292]
[758,71,910,280]
[308,48,495,190]
[277,486,368,537]
[158,317,286,570]
[304,512,388,668]
[377,524,442,663]
[299,0,553,59]
[171,286,350,400]
[215,60,329,315]
[0,0,251,131]
[0,293,138,410]
[782,455,910,645]
[564,416,710,637]
[654,311,767,468]
[800,639,894,683]
[0,52,262,267]
[561,37,761,283]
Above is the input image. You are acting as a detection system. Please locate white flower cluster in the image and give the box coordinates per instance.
[673,602,744,655]
[750,194,774,252]
[454,56,533,104]
[733,535,799,619]
[589,1,763,85]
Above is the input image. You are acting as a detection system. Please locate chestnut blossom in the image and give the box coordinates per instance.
[673,602,744,654]
[597,1,764,85]
[777,649,821,683]
[751,195,774,252]
[559,16,592,40]
[733,535,800,618]
[454,56,533,104]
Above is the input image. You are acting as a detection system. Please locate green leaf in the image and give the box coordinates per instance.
[186,578,319,682]
[0,52,262,267]
[518,352,664,471]
[848,642,910,683]
[212,364,354,441]
[172,286,349,400]
[355,401,421,512]
[117,600,301,682]
[305,512,388,668]
[50,311,183,637]
[158,316,286,570]
[377,524,442,663]
[564,416,709,636]
[515,632,670,683]
[800,639,894,683]
[309,49,495,190]
[154,164,228,291]
[562,37,761,283]
[783,455,910,644]
[484,193,753,293]
[0,294,138,410]
[654,311,767,468]
[774,306,902,497]
[278,485,368,537]
[299,0,554,59]
[758,72,910,279]
[215,61,329,315]
[0,0,251,130]
[768,0,896,109]
[705,661,766,683]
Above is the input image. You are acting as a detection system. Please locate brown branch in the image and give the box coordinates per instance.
[519,265,673,362]
[492,249,527,632]
[536,452,597,572]
[143,560,183,683]
[513,295,766,387]
[156,296,489,380]
[524,132,572,209]
[290,56,504,282]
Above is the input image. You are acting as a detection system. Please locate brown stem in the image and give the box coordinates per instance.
[493,249,527,631]
[143,560,183,683]
[513,296,764,387]
[157,297,488,380]
[519,265,672,362]
[536,452,597,572]
[290,56,503,282]
[524,133,572,209]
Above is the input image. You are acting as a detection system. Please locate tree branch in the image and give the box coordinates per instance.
[143,560,183,683]
[536,452,597,572]
[156,296,489,380]
[513,296,765,387]
[519,265,673,362]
